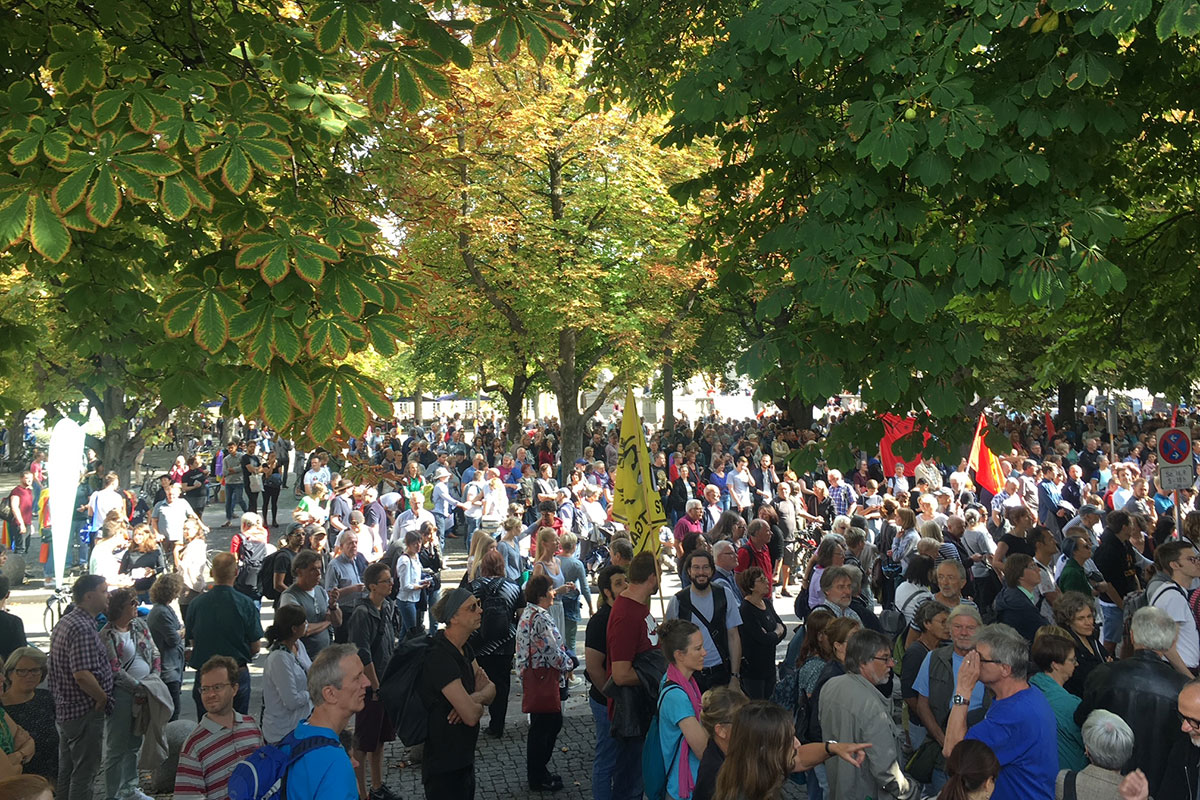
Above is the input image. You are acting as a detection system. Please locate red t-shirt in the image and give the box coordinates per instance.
[8,486,32,525]
[736,541,774,587]
[605,594,658,711]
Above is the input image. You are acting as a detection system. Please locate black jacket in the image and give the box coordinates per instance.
[1074,650,1188,797]
[1159,734,1200,800]
[993,587,1045,643]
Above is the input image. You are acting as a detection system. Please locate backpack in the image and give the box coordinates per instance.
[0,491,14,524]
[478,578,511,643]
[236,539,268,599]
[378,633,436,746]
[226,730,340,800]
[641,682,685,800]
[259,550,287,602]
[1126,580,1187,640]
[1189,586,1200,636]
[770,662,811,742]
[675,585,729,665]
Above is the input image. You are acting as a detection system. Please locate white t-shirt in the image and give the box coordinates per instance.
[1151,580,1199,669]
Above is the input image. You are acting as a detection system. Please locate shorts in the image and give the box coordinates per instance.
[782,539,803,569]
[1098,602,1123,645]
[354,693,396,752]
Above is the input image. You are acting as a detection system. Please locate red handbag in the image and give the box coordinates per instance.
[521,666,562,714]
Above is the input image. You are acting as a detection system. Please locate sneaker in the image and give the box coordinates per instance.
[370,786,401,800]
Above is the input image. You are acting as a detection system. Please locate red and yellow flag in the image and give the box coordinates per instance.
[968,413,1005,496]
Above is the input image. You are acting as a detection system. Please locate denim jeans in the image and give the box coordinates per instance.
[397,599,419,638]
[610,732,644,800]
[464,516,480,553]
[58,709,105,800]
[590,698,618,800]
[224,482,247,521]
[434,512,452,550]
[105,685,144,799]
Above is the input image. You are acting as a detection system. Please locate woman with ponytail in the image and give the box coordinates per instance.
[938,739,999,800]
[656,618,707,799]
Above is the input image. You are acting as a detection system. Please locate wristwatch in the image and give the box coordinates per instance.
[825,740,838,755]
[951,694,969,706]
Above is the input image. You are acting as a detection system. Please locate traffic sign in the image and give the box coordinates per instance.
[1159,464,1195,492]
[1157,427,1196,491]
[1158,427,1193,466]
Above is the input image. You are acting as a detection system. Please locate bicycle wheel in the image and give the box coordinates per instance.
[43,599,58,634]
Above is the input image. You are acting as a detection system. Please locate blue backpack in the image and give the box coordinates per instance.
[226,731,341,800]
[642,682,686,800]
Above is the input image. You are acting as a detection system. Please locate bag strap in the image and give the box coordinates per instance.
[898,587,928,616]
[1061,769,1078,800]
[280,735,342,800]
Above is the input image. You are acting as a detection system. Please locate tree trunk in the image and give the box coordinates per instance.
[783,396,814,430]
[414,380,424,425]
[661,354,674,428]
[5,409,29,466]
[1057,381,1079,426]
[557,386,586,471]
[486,369,532,449]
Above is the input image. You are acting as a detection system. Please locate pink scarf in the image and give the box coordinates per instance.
[666,664,704,799]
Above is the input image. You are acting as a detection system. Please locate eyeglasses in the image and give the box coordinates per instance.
[10,668,41,678]
[1180,711,1200,730]
[199,683,231,694]
[977,656,1003,665]
[871,654,895,664]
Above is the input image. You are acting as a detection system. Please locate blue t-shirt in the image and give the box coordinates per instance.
[965,686,1058,800]
[912,650,985,710]
[659,682,702,800]
[285,721,357,800]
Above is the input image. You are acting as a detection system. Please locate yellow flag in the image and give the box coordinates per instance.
[612,389,666,557]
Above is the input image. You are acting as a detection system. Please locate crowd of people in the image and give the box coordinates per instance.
[3,403,1200,800]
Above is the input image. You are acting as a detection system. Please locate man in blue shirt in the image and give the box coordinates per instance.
[942,623,1057,800]
[286,643,371,800]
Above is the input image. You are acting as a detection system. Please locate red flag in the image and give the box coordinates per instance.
[1044,412,1056,440]
[969,414,1005,496]
[879,413,929,477]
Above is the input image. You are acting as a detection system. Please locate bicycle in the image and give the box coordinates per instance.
[44,578,74,634]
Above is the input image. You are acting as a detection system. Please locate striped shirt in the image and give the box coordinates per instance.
[175,713,264,800]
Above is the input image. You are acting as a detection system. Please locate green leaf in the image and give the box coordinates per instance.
[280,363,315,409]
[29,195,70,262]
[339,379,368,437]
[222,147,253,194]
[0,192,32,249]
[309,383,339,443]
[497,17,522,60]
[365,314,404,357]
[160,176,193,220]
[161,291,202,338]
[262,377,293,431]
[119,151,182,177]
[85,167,121,226]
[195,291,232,352]
[92,89,129,127]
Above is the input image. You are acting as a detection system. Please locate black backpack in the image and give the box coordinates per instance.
[478,578,511,644]
[236,540,268,599]
[259,550,290,602]
[378,634,435,746]
[676,585,729,665]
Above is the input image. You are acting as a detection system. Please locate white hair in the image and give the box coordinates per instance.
[1081,709,1134,770]
[336,528,357,549]
[240,512,262,529]
[1131,606,1178,652]
[685,499,703,512]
